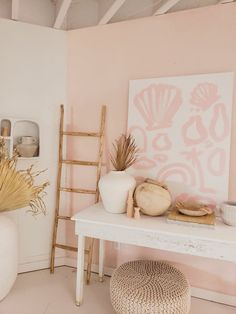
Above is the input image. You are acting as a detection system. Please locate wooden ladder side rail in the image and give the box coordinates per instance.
[50,104,64,273]
[86,105,106,284]
[50,105,107,281]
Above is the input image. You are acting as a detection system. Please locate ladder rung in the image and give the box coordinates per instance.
[57,215,71,220]
[62,131,101,137]
[55,244,77,252]
[60,187,97,194]
[61,160,99,166]
[54,243,89,254]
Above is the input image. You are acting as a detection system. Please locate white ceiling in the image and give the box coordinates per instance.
[0,0,234,30]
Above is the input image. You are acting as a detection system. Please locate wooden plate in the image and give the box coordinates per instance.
[178,207,208,217]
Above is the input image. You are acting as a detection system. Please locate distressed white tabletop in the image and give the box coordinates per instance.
[72,202,236,263]
[72,202,236,305]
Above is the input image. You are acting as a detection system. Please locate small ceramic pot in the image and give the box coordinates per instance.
[220,201,236,226]
[16,136,38,157]
[16,143,38,157]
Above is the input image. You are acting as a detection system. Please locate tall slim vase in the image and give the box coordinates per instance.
[99,171,136,214]
[0,214,18,301]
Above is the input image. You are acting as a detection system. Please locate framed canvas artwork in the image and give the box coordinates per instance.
[127,72,234,206]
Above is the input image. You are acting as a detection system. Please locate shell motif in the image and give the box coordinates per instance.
[134,84,182,130]
[190,83,219,110]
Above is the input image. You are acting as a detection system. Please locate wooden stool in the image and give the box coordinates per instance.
[110,260,191,314]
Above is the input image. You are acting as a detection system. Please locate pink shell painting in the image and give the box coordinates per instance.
[134,84,182,130]
[128,73,233,204]
[190,83,219,110]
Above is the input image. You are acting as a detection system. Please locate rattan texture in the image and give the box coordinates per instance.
[110,260,191,314]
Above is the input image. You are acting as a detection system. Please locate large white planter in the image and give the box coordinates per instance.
[0,214,18,301]
[99,171,136,214]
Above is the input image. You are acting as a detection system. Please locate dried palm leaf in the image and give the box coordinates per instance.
[0,138,48,215]
[110,134,138,171]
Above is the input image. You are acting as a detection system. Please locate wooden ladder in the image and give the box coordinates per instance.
[50,104,106,284]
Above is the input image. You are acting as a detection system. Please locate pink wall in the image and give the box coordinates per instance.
[67,3,236,295]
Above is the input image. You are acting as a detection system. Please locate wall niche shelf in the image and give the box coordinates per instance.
[0,117,40,159]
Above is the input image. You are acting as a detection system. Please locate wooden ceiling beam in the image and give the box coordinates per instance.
[54,0,72,29]
[12,0,19,21]
[98,0,127,25]
[154,0,182,15]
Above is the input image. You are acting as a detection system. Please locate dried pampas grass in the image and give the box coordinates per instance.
[110,134,138,171]
[0,137,48,215]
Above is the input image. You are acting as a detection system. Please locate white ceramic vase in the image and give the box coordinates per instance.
[99,171,136,214]
[0,214,18,301]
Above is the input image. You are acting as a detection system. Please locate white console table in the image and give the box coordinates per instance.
[71,202,236,306]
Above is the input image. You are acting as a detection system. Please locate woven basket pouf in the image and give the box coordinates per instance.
[110,260,191,314]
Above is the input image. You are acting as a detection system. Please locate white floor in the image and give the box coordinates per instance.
[0,267,235,314]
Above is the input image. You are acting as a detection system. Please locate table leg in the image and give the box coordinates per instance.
[98,239,105,282]
[76,235,85,306]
